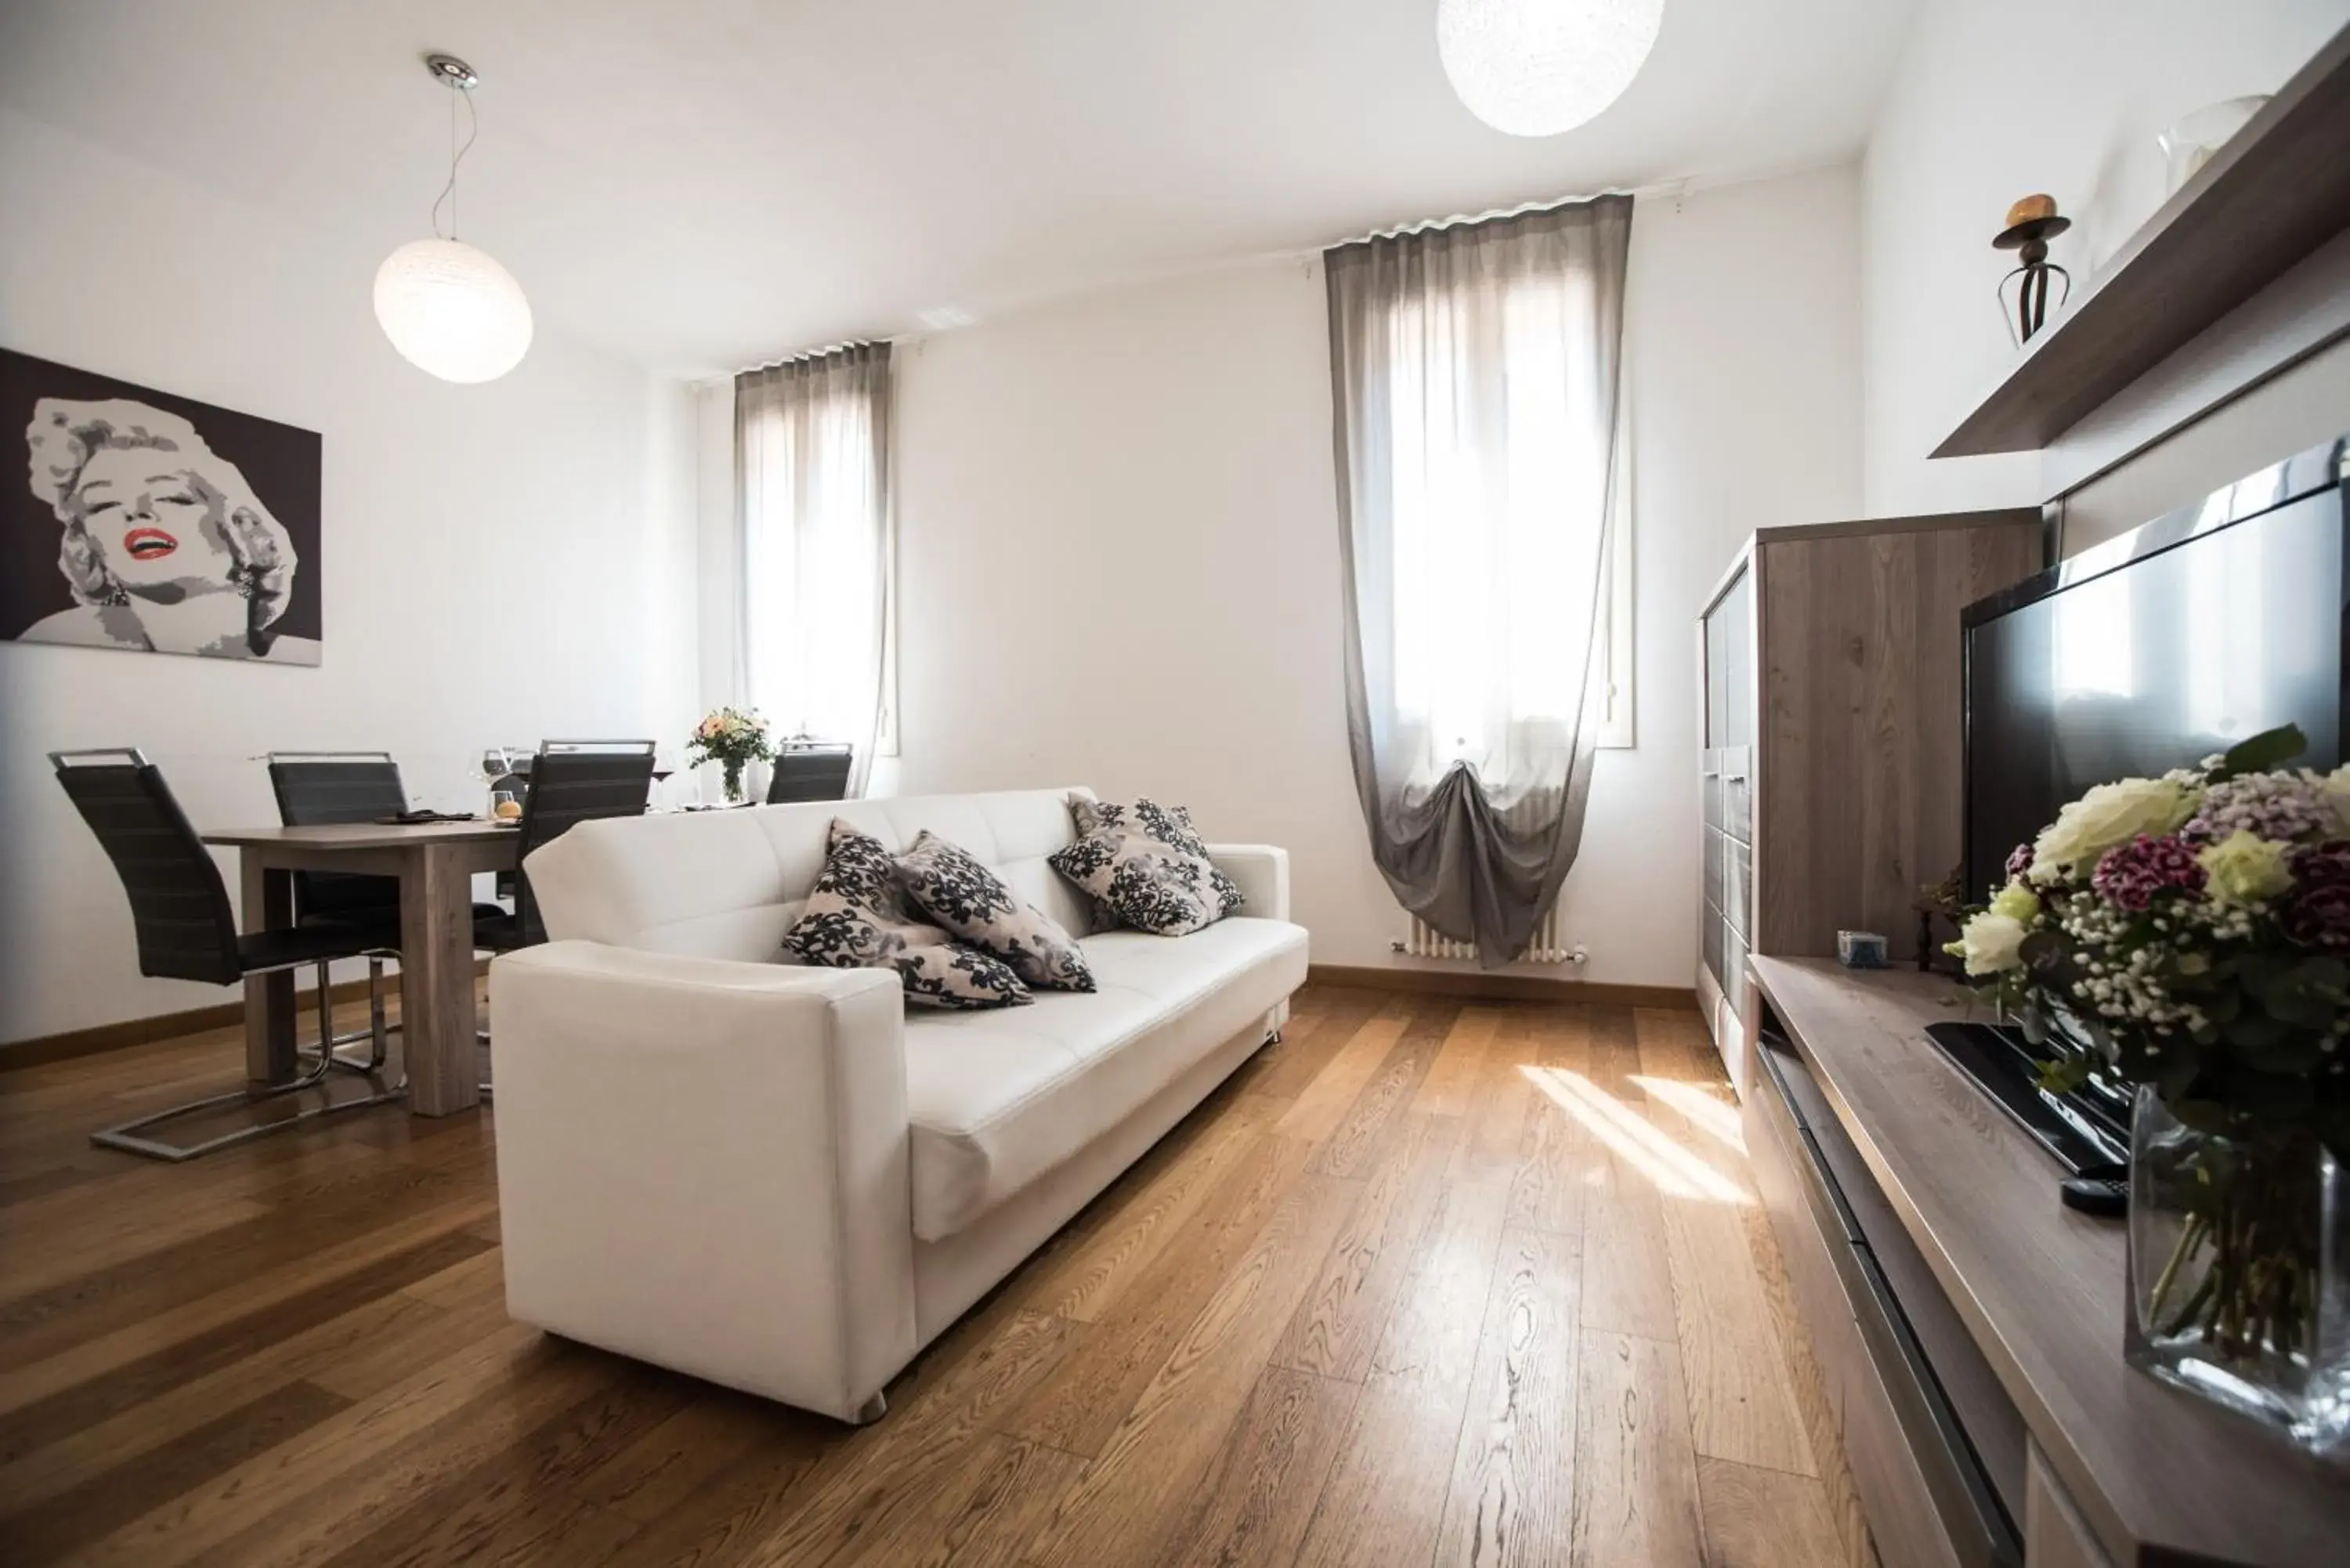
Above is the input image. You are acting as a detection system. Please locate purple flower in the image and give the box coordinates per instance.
[2295,840,2350,884]
[2005,842,2035,882]
[2283,842,2350,951]
[2182,775,2332,844]
[2092,834,2205,912]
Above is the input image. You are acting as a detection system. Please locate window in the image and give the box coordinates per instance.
[1325,196,1636,959]
[736,344,895,769]
[1324,195,1632,959]
[1383,280,1633,778]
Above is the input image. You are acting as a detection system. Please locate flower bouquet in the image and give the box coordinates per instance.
[1949,724,2350,1451]
[687,706,776,804]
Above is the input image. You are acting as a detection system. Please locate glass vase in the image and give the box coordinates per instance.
[721,759,746,804]
[2127,1087,2350,1454]
[2156,96,2269,194]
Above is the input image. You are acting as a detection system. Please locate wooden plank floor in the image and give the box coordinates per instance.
[0,984,1859,1567]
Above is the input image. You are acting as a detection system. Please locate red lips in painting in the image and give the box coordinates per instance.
[122,526,178,561]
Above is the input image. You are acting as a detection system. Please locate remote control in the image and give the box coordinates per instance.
[2059,1173,2128,1217]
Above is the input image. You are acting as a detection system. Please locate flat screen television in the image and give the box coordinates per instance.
[1961,436,2350,907]
[1944,435,2349,1176]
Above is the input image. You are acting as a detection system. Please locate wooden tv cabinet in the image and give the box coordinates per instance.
[1745,956,2349,1568]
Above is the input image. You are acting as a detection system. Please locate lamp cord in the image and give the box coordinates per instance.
[431,83,479,242]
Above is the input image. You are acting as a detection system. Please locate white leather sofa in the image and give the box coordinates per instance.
[487,787,1307,1423]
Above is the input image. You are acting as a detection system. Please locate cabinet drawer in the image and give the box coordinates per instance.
[2023,1444,2113,1568]
[1844,1331,1967,1568]
[1751,1038,2020,1568]
[1745,1056,1859,1417]
[1752,1050,1958,1568]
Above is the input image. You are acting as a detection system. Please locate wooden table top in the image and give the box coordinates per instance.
[202,821,522,850]
[1747,956,2350,1568]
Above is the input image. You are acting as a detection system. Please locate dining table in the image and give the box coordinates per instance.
[201,820,521,1116]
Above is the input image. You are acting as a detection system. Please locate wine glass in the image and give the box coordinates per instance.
[479,748,511,818]
[648,748,676,813]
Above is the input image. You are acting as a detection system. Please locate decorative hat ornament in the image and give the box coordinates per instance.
[1994,194,2072,347]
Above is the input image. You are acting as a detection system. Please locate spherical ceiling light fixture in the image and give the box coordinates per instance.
[374,239,533,384]
[373,54,533,383]
[1437,0,1666,138]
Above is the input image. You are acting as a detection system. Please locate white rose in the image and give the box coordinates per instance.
[2320,765,2350,835]
[1953,911,2029,977]
[2030,777,2197,881]
[1988,880,2041,923]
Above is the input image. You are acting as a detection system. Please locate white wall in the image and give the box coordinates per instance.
[0,110,698,1044]
[694,378,740,717]
[882,166,1862,988]
[1860,0,2349,517]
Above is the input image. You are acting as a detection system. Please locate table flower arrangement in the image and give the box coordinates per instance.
[1948,724,2350,1452]
[687,706,776,804]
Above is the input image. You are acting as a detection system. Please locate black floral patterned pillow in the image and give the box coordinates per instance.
[895,830,1094,992]
[1073,797,1217,858]
[1072,799,1245,917]
[783,820,1030,1010]
[1051,798,1245,936]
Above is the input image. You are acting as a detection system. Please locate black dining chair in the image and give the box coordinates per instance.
[266,751,407,1072]
[266,751,510,1072]
[473,740,660,955]
[52,750,405,1162]
[470,741,656,1095]
[765,744,855,804]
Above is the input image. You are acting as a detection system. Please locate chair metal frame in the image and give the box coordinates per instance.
[538,738,660,755]
[53,749,405,1162]
[263,749,402,766]
[90,953,403,1163]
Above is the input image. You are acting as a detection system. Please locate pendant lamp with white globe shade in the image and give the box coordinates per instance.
[1437,0,1666,138]
[374,55,533,384]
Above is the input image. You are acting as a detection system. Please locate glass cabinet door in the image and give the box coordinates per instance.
[1701,565,1753,999]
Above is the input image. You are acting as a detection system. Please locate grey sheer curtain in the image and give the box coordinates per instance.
[735,342,891,798]
[1325,195,1632,966]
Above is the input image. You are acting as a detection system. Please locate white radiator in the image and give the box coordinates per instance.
[1388,786,1585,966]
[1395,905,1582,965]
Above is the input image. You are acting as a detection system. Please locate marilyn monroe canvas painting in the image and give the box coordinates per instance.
[2,349,322,665]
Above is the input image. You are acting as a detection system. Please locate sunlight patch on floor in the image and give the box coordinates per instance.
[1520,1065,1750,1205]
[1632,1074,1746,1152]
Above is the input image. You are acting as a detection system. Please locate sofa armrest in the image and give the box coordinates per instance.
[489,942,916,1421]
[1206,844,1289,923]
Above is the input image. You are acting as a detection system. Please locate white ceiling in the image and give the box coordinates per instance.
[0,0,1918,376]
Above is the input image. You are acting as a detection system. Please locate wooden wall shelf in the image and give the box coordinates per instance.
[1933,22,2350,460]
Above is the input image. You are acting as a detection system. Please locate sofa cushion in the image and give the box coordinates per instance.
[783,821,1031,1010]
[1049,799,1246,937]
[902,916,1308,1240]
[894,830,1094,993]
